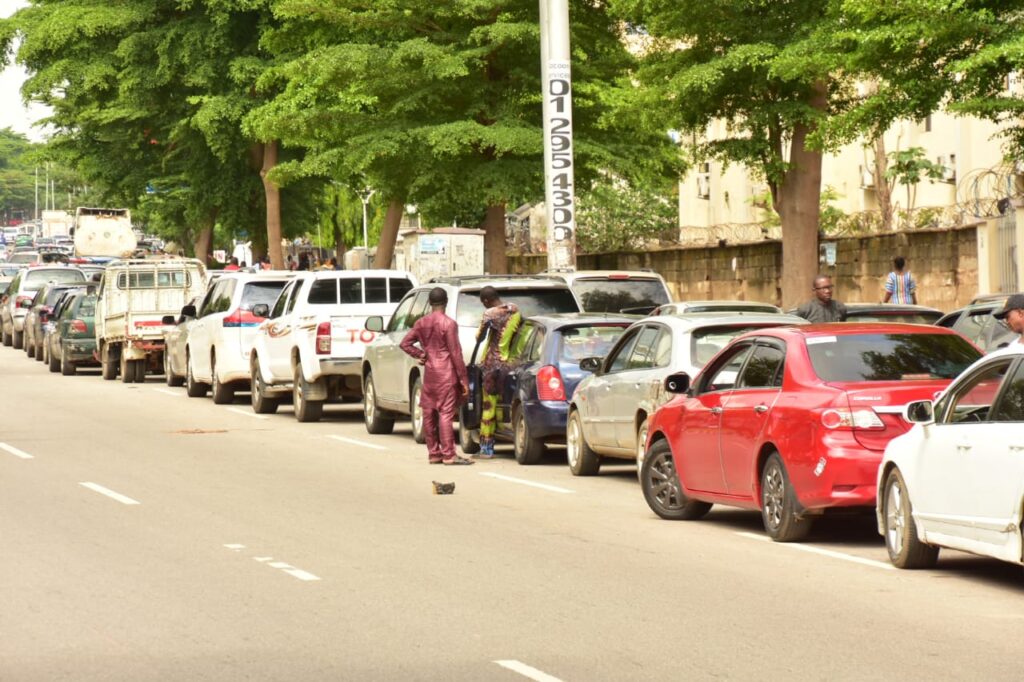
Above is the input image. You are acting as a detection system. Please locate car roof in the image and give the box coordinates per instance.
[424,276,571,291]
[215,270,296,282]
[635,312,807,331]
[769,322,962,338]
[297,269,414,279]
[543,269,665,282]
[844,303,943,313]
[527,313,637,328]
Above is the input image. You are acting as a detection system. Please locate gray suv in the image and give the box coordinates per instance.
[361,276,580,445]
[2,266,87,349]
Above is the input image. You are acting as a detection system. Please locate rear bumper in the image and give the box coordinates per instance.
[318,357,362,376]
[11,310,26,331]
[522,400,570,441]
[790,433,882,511]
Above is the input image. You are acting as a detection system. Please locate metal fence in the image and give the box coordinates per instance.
[996,210,1018,293]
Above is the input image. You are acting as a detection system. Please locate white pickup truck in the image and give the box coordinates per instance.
[249,270,416,421]
[95,258,207,383]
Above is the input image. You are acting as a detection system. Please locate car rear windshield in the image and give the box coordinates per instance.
[845,311,942,324]
[307,276,414,305]
[456,288,580,326]
[683,304,780,314]
[25,269,86,289]
[571,278,670,313]
[241,281,289,309]
[46,285,81,305]
[9,253,39,264]
[115,270,190,288]
[692,325,786,366]
[77,295,97,317]
[806,333,982,382]
[559,324,630,362]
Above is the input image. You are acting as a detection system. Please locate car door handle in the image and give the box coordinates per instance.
[956,442,972,452]
[711,407,723,415]
[1010,445,1024,452]
[754,404,769,414]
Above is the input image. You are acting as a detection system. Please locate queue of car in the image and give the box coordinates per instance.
[3,257,1024,575]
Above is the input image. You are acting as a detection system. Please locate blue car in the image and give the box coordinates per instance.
[465,313,634,464]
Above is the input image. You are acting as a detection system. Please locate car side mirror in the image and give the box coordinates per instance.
[180,304,198,319]
[665,372,691,395]
[252,303,271,319]
[365,316,384,332]
[161,315,177,326]
[904,400,935,424]
[579,356,602,373]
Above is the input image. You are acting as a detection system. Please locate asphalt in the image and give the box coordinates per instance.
[2,346,1023,681]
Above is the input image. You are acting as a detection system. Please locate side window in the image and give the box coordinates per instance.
[954,311,993,344]
[284,282,301,315]
[198,283,219,316]
[652,329,672,367]
[338,278,363,304]
[387,294,416,333]
[527,329,546,363]
[308,279,338,304]
[510,324,537,362]
[606,328,641,373]
[626,326,661,370]
[205,280,234,315]
[938,360,1013,424]
[408,291,431,325]
[364,278,388,303]
[737,344,786,389]
[992,361,1024,422]
[270,282,293,319]
[701,344,754,393]
[389,278,413,302]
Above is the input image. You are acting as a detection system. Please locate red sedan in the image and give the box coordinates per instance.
[640,324,982,541]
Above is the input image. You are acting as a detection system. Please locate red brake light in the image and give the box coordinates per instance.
[16,295,33,309]
[820,408,885,431]
[69,319,88,335]
[316,321,331,355]
[223,309,265,328]
[537,365,567,401]
[607,274,630,280]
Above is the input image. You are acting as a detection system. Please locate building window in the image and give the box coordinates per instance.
[697,162,711,200]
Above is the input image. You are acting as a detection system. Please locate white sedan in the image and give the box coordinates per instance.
[878,345,1024,569]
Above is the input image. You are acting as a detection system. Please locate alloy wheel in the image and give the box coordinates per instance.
[566,416,581,468]
[762,462,785,530]
[364,377,376,425]
[885,478,905,557]
[646,449,683,511]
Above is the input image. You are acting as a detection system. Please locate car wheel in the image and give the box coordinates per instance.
[513,404,545,465]
[363,372,394,434]
[165,351,184,387]
[640,439,712,520]
[760,452,813,542]
[185,352,209,397]
[12,328,23,350]
[25,329,34,358]
[35,337,45,363]
[566,409,600,476]
[120,351,133,384]
[410,376,425,444]
[101,344,118,381]
[635,417,650,480]
[210,355,234,404]
[250,357,279,415]
[48,344,61,373]
[2,326,11,347]
[459,423,480,455]
[883,468,939,569]
[293,364,323,422]
[60,350,76,376]
[132,359,146,383]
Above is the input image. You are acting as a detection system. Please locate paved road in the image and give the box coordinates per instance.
[2,347,1023,681]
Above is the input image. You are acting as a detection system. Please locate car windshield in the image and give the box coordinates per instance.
[241,281,289,310]
[77,295,97,317]
[692,325,787,366]
[846,311,942,324]
[456,288,580,326]
[9,253,39,264]
[558,324,630,362]
[46,286,79,305]
[806,333,981,382]
[25,269,86,289]
[571,278,670,313]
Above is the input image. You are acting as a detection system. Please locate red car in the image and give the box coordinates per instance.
[640,324,982,541]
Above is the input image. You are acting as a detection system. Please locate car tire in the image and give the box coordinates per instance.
[25,329,34,358]
[640,439,712,520]
[363,372,394,434]
[48,345,61,373]
[35,337,46,363]
[459,424,480,455]
[101,344,118,381]
[293,364,323,423]
[120,350,133,384]
[883,468,939,569]
[513,404,545,465]
[2,327,11,347]
[61,351,76,376]
[409,376,426,444]
[132,359,146,383]
[185,352,209,397]
[566,409,600,476]
[250,357,279,415]
[210,355,234,404]
[12,328,23,350]
[760,452,813,542]
[635,417,650,480]
[165,351,184,387]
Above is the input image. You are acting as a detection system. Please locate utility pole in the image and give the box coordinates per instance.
[359,188,376,254]
[540,0,577,270]
[34,167,38,221]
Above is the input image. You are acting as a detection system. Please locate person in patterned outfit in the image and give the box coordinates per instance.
[475,286,521,457]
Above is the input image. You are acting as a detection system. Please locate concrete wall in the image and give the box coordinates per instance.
[509,225,980,312]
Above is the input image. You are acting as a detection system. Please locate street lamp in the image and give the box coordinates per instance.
[359,188,376,253]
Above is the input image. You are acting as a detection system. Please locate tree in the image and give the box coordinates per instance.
[576,175,677,253]
[0,129,37,223]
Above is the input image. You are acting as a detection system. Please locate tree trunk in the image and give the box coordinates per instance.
[482,203,507,274]
[374,199,404,269]
[776,84,827,309]
[259,140,284,269]
[333,221,344,267]
[873,136,894,231]
[193,212,215,265]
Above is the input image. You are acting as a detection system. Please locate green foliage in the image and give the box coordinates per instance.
[0,129,36,222]
[576,177,677,253]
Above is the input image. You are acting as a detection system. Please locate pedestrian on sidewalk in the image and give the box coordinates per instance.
[994,294,1024,346]
[883,256,917,304]
[795,275,848,323]
[400,287,473,465]
[475,286,522,457]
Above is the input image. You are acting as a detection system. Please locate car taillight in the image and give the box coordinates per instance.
[69,319,88,335]
[316,321,331,354]
[16,295,33,309]
[223,309,265,327]
[820,408,885,431]
[537,365,567,401]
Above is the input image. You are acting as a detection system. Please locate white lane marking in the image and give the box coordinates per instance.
[494,660,564,682]
[226,407,269,420]
[283,568,321,581]
[224,544,245,551]
[152,388,182,397]
[253,557,273,562]
[327,435,388,451]
[0,442,33,459]
[268,561,293,569]
[79,482,141,505]
[250,557,320,581]
[736,532,894,570]
[479,473,574,494]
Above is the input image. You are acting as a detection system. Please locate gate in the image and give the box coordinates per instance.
[996,210,1018,293]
